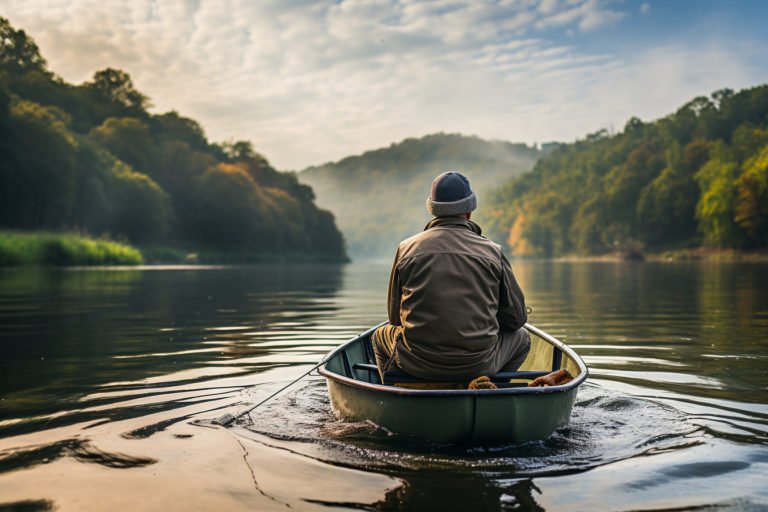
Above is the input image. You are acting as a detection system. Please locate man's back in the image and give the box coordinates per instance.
[371,171,529,383]
[388,216,527,380]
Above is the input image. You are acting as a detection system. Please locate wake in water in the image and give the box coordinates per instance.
[236,380,699,478]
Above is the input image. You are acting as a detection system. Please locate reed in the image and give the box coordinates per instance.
[0,231,143,266]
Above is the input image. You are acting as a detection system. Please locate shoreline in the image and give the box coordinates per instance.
[552,248,768,263]
[0,231,349,267]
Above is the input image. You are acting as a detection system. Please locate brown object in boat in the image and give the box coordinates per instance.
[528,369,574,387]
[468,376,498,390]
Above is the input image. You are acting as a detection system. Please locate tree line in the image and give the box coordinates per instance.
[0,17,346,261]
[481,85,768,256]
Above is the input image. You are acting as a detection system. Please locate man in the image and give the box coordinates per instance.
[372,171,530,383]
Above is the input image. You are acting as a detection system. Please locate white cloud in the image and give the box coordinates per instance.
[0,0,765,169]
[641,3,650,15]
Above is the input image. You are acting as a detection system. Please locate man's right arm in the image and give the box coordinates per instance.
[387,247,401,326]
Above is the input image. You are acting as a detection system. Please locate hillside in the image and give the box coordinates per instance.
[299,133,541,258]
[483,85,768,257]
[0,17,346,262]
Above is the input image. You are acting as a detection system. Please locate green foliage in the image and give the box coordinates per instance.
[0,17,47,73]
[84,68,150,116]
[300,133,540,258]
[0,17,347,262]
[2,99,79,229]
[734,145,768,244]
[486,85,768,256]
[0,231,143,266]
[694,147,742,247]
[109,162,172,243]
[89,116,156,171]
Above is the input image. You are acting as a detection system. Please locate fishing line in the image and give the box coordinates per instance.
[212,358,329,427]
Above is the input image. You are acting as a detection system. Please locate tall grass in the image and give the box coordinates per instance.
[0,231,143,266]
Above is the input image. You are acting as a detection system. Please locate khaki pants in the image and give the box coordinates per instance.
[371,323,531,382]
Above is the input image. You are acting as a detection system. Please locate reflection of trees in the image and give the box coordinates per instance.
[0,265,343,423]
[375,474,544,511]
[514,260,768,402]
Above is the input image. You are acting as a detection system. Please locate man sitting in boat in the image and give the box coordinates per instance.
[372,171,530,383]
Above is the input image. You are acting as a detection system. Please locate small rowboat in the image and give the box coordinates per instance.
[319,323,588,444]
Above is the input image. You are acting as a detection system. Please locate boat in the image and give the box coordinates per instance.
[319,322,588,444]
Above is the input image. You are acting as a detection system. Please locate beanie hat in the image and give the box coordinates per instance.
[426,171,477,217]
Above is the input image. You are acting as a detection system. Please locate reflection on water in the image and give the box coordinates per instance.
[0,262,767,510]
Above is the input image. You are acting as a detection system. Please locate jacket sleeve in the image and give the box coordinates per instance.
[387,247,402,326]
[498,251,527,331]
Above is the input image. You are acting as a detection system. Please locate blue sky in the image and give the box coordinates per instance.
[2,0,767,169]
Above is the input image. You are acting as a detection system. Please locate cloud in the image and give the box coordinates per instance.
[1,0,765,169]
[535,0,626,32]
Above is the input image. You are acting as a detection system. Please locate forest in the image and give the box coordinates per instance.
[4,14,765,264]
[482,85,768,257]
[300,133,542,258]
[0,17,347,263]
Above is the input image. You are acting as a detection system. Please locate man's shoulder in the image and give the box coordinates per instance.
[396,231,425,259]
[398,230,428,247]
[397,227,502,260]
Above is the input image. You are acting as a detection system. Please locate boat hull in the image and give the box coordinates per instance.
[326,377,578,444]
[320,323,587,444]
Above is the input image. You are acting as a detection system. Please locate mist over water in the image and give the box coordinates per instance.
[0,262,766,510]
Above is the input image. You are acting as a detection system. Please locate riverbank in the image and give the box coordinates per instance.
[0,231,350,267]
[0,231,143,266]
[554,247,768,263]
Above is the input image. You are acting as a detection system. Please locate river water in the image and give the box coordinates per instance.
[0,261,766,511]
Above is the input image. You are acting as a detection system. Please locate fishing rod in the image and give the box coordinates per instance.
[212,357,329,427]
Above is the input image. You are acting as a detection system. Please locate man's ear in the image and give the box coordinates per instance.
[466,212,472,220]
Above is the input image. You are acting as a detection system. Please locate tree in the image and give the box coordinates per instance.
[89,117,155,172]
[108,161,171,243]
[3,100,78,229]
[735,146,768,245]
[624,116,644,134]
[636,165,698,247]
[188,163,276,248]
[695,152,742,247]
[84,68,149,115]
[221,140,261,161]
[152,111,209,152]
[0,17,47,73]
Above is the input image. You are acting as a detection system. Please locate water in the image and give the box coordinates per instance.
[0,262,766,511]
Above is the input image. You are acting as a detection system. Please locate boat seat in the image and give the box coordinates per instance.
[352,363,551,385]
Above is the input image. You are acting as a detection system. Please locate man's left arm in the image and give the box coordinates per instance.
[498,251,527,331]
[387,248,402,326]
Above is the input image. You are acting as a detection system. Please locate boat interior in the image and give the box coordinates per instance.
[325,325,584,390]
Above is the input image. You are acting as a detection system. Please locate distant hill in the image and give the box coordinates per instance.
[483,85,768,257]
[299,133,541,258]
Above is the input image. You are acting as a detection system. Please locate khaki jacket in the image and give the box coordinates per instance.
[388,216,527,379]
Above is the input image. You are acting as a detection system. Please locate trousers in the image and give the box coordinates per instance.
[371,323,531,382]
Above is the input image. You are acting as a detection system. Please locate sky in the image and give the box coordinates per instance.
[3,0,768,170]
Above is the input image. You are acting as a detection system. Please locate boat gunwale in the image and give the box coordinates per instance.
[319,322,589,397]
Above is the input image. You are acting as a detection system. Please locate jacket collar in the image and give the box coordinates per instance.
[424,216,483,236]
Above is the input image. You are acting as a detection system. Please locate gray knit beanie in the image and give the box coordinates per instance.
[426,171,477,217]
